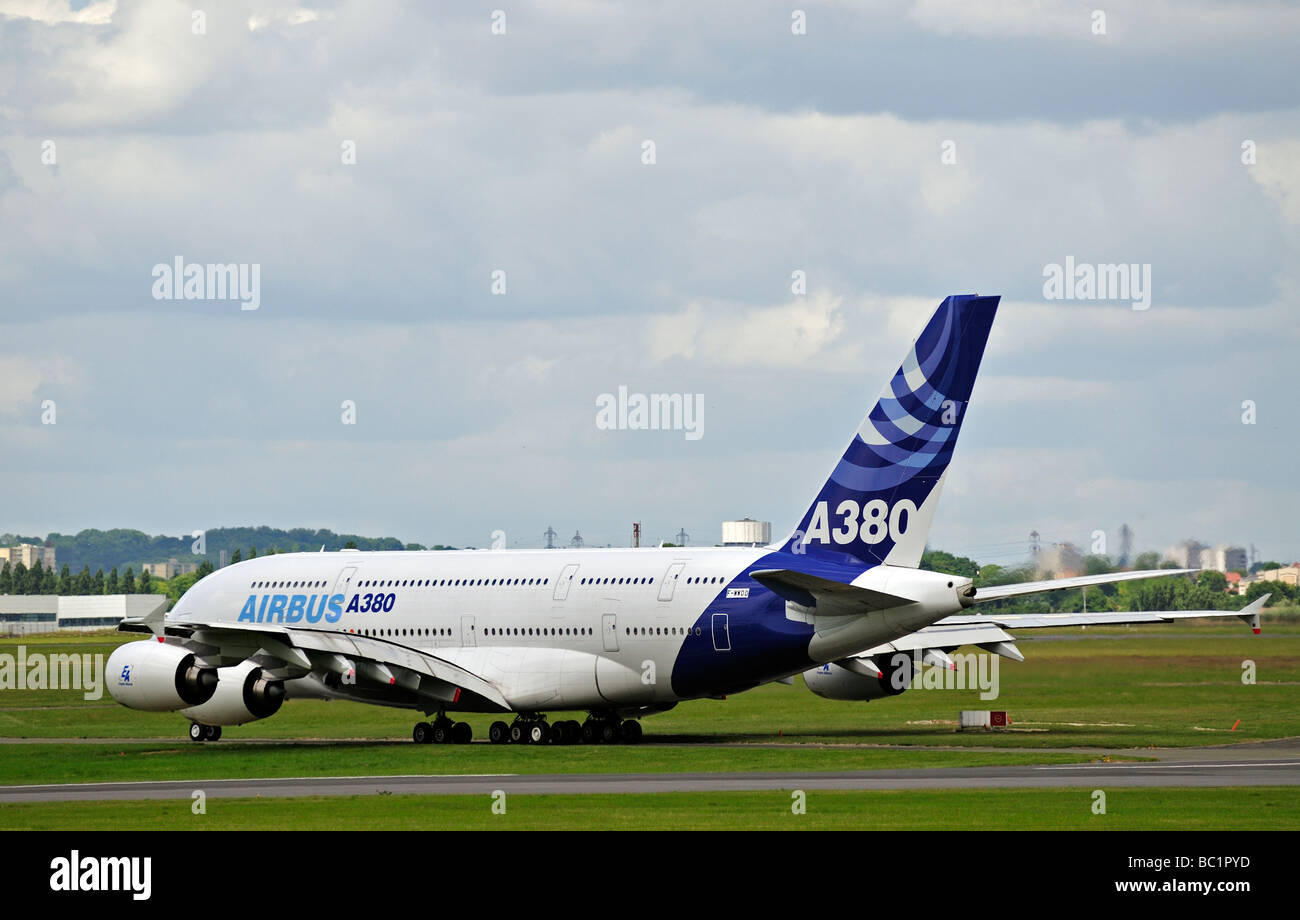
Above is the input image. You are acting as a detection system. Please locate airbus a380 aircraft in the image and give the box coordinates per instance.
[107,294,1263,745]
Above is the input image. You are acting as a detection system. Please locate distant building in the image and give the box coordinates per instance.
[0,595,166,636]
[1164,539,1207,570]
[141,558,200,579]
[1036,542,1084,577]
[0,543,56,570]
[1203,544,1248,572]
[1253,564,1300,587]
[1165,540,1247,572]
[722,518,772,547]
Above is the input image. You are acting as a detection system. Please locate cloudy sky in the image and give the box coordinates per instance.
[1,0,1298,564]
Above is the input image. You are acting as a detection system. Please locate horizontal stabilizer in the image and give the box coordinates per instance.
[750,569,914,612]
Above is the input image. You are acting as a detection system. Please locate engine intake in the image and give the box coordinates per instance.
[107,641,219,712]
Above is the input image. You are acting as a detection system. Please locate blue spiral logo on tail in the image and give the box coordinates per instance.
[783,294,999,568]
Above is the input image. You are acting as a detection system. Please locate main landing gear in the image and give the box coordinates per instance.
[485,713,642,745]
[188,722,222,742]
[412,714,472,744]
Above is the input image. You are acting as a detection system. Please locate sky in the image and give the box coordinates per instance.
[1,0,1298,565]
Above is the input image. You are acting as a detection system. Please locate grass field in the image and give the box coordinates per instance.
[3,787,1296,830]
[1,620,1295,752]
[0,742,1120,786]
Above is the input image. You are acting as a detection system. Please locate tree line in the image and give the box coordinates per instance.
[0,559,180,596]
[0,526,423,574]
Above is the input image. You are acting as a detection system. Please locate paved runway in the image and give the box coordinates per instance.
[2,741,1297,802]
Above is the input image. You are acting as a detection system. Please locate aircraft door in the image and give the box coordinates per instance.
[553,564,579,601]
[460,615,476,648]
[711,613,731,651]
[602,612,619,652]
[658,562,686,601]
[332,566,358,597]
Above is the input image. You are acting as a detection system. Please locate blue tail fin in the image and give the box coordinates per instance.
[781,294,999,568]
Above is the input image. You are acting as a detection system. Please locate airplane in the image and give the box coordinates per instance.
[106,293,1262,744]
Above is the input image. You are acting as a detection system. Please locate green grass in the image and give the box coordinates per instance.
[0,742,1119,786]
[3,625,1294,749]
[3,787,1296,830]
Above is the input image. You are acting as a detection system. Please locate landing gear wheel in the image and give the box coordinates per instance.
[189,723,204,742]
[582,721,600,744]
[551,721,572,745]
[601,721,619,744]
[620,720,642,744]
[452,722,473,744]
[510,722,526,744]
[567,720,582,740]
[206,725,222,742]
[489,721,510,744]
[528,722,550,745]
[432,722,452,744]
[413,721,433,744]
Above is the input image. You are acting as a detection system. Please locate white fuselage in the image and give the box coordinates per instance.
[170,545,961,713]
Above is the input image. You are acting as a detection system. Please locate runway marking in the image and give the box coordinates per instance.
[0,773,520,791]
[1036,761,1300,770]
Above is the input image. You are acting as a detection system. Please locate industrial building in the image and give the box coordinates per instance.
[0,595,166,636]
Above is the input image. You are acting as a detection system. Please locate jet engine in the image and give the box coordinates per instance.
[107,640,218,711]
[803,652,914,701]
[179,659,285,726]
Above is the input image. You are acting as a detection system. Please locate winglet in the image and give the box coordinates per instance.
[1239,594,1267,634]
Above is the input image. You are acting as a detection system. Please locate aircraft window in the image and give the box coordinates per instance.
[544,579,549,584]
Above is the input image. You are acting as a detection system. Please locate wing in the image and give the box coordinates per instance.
[121,617,511,712]
[840,595,1268,667]
[971,568,1198,602]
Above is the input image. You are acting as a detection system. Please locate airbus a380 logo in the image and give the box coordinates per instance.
[801,499,917,546]
[237,592,396,624]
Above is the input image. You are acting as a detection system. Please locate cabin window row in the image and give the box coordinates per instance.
[485,627,593,637]
[250,577,552,589]
[626,626,695,637]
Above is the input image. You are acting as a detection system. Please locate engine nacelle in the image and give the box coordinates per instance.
[804,653,914,701]
[107,640,218,711]
[180,659,285,726]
